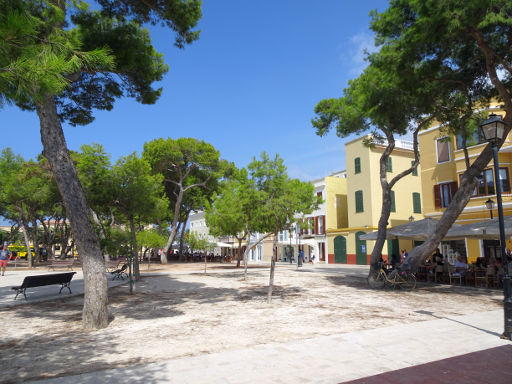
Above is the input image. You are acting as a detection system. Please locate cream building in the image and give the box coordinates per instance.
[327,135,424,264]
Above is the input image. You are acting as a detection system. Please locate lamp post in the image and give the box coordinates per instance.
[408,215,415,222]
[485,198,495,219]
[480,112,512,340]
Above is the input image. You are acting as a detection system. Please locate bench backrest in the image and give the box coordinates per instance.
[21,272,76,288]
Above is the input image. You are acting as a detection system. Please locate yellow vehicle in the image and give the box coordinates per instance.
[8,244,35,260]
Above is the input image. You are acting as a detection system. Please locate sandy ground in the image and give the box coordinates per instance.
[0,263,503,383]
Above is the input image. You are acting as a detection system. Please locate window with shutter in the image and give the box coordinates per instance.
[390,190,396,212]
[355,157,361,174]
[434,184,442,209]
[355,190,364,212]
[434,182,458,208]
[413,193,421,213]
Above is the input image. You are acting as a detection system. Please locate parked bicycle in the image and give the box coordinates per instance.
[368,263,416,290]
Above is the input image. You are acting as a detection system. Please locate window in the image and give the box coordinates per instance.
[478,169,495,195]
[354,157,361,174]
[456,130,483,149]
[355,190,364,213]
[499,168,511,193]
[390,190,396,212]
[316,191,323,199]
[461,168,511,196]
[318,215,325,235]
[436,138,450,163]
[386,157,392,172]
[434,182,458,208]
[413,193,422,214]
[411,161,418,176]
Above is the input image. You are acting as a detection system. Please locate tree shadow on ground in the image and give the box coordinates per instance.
[0,324,150,383]
[324,275,374,290]
[324,273,503,301]
[414,309,502,337]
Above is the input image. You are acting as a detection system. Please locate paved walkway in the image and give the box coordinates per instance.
[0,267,125,307]
[30,309,511,384]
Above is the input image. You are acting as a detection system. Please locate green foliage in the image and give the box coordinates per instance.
[205,167,255,239]
[101,226,131,257]
[136,229,167,249]
[248,152,320,234]
[74,143,114,216]
[187,231,214,252]
[0,0,201,124]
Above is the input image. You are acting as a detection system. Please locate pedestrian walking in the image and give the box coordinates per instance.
[0,244,12,276]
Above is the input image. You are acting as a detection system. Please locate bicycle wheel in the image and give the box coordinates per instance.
[402,273,416,290]
[368,270,385,289]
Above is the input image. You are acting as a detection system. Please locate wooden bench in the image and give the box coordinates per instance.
[11,272,76,300]
[48,259,75,271]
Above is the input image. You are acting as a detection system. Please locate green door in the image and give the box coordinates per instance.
[387,239,399,261]
[355,231,367,265]
[334,236,347,263]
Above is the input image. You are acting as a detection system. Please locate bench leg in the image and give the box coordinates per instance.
[14,288,26,300]
[59,282,72,294]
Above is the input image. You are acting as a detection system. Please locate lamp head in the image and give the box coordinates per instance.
[480,113,505,143]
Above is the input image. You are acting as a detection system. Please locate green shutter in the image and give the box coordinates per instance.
[390,190,396,212]
[386,157,392,172]
[413,192,421,213]
[355,190,364,212]
[355,157,361,174]
[412,161,418,176]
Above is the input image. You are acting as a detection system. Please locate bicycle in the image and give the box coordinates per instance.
[368,264,416,290]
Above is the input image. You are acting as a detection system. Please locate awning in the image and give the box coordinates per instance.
[216,242,237,248]
[359,218,463,241]
[443,216,512,240]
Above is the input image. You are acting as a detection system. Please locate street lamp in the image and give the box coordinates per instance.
[480,112,512,340]
[408,216,415,222]
[485,198,495,219]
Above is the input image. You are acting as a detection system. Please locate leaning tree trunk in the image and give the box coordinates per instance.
[36,96,108,330]
[267,229,278,303]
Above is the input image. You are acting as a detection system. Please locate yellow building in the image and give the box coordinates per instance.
[327,135,424,264]
[419,104,512,262]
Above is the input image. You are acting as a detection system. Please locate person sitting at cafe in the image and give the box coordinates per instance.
[453,253,469,276]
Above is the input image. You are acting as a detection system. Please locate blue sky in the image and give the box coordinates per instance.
[2,0,390,181]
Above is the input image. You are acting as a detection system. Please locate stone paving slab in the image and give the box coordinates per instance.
[31,310,511,384]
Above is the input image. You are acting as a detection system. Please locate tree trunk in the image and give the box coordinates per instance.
[236,237,242,268]
[129,217,140,281]
[19,219,32,269]
[267,230,278,303]
[32,219,40,264]
[162,188,185,263]
[368,127,421,279]
[178,227,187,262]
[369,186,392,276]
[36,96,108,330]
